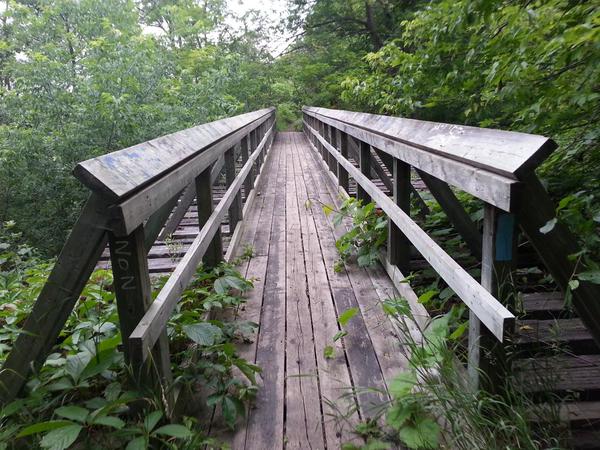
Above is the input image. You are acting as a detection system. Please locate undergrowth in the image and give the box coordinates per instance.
[0,222,259,449]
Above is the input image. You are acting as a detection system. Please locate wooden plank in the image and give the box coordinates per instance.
[0,195,110,405]
[298,133,390,418]
[338,131,350,192]
[289,134,361,446]
[244,134,287,450]
[517,171,600,348]
[109,226,172,390]
[306,122,514,341]
[303,116,521,212]
[111,117,274,236]
[513,354,600,393]
[358,140,371,203]
[129,126,274,363]
[303,106,556,179]
[75,108,274,200]
[283,134,325,449]
[417,169,482,259]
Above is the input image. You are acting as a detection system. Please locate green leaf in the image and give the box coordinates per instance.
[40,424,82,450]
[338,307,359,327]
[125,436,147,450]
[333,330,347,342]
[143,411,163,432]
[154,424,193,439]
[578,271,600,284]
[54,406,89,423]
[389,372,416,398]
[222,396,245,429]
[398,417,439,449]
[569,279,580,290]
[91,415,125,429]
[17,421,74,438]
[418,290,438,305]
[322,204,335,216]
[324,345,335,359]
[182,322,223,346]
[387,403,411,429]
[539,218,557,234]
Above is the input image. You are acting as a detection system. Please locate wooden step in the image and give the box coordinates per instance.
[521,291,570,319]
[514,354,600,393]
[515,318,598,354]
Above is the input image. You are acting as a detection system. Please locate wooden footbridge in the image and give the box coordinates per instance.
[1,107,600,448]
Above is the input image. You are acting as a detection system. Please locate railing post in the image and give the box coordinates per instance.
[319,121,327,161]
[388,158,411,273]
[468,204,516,391]
[241,135,253,200]
[225,146,242,232]
[327,124,337,173]
[108,225,172,391]
[338,130,349,192]
[195,166,223,267]
[358,141,371,203]
[250,129,258,182]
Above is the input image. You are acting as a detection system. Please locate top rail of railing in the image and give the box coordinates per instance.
[302,106,556,212]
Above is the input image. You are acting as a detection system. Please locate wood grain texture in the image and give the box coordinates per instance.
[75,108,274,200]
[303,112,521,211]
[303,106,556,178]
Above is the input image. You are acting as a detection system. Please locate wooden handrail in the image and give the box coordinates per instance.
[304,121,514,341]
[129,122,275,363]
[303,107,557,212]
[0,108,277,406]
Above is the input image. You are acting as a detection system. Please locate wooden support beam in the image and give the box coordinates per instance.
[417,169,482,259]
[468,205,516,391]
[0,195,110,405]
[517,171,600,347]
[389,159,411,273]
[358,141,371,204]
[225,146,242,232]
[338,131,349,192]
[196,166,223,268]
[109,226,173,391]
[328,124,338,173]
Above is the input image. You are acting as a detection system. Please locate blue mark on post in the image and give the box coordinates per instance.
[495,213,515,261]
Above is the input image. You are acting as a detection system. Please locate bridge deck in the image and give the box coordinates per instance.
[207,132,409,448]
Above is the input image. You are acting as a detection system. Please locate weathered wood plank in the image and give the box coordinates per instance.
[284,134,325,449]
[75,108,274,200]
[389,158,411,273]
[303,106,556,179]
[303,114,521,211]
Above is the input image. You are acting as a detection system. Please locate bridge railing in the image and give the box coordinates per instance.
[301,106,581,388]
[0,107,276,405]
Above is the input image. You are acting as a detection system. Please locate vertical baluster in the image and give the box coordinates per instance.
[388,158,411,273]
[338,131,349,192]
[241,135,252,200]
[109,226,172,391]
[195,166,223,267]
[327,124,337,172]
[358,141,371,203]
[468,204,516,391]
[225,146,242,233]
